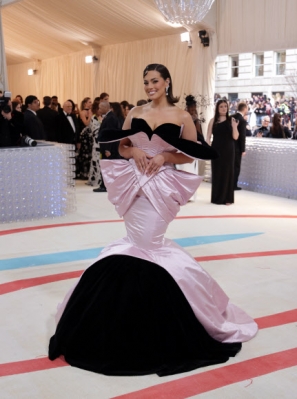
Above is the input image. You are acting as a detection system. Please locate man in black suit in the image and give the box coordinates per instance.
[56,101,78,145]
[93,101,121,192]
[23,95,46,140]
[232,102,248,190]
[51,96,63,114]
[37,96,58,141]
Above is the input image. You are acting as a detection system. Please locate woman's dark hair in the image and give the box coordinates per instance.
[11,100,21,111]
[16,95,23,103]
[271,113,285,138]
[128,104,135,110]
[120,100,129,108]
[185,94,197,109]
[143,63,179,105]
[99,92,109,100]
[111,102,124,120]
[67,99,76,113]
[136,99,147,106]
[214,99,230,124]
[92,100,100,114]
[80,97,91,111]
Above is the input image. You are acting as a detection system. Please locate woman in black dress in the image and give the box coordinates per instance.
[207,100,239,205]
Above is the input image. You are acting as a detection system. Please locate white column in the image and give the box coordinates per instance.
[0,1,9,91]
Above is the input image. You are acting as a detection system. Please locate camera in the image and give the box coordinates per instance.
[21,135,37,147]
[0,91,12,113]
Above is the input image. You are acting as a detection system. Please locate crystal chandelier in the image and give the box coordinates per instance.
[154,0,215,25]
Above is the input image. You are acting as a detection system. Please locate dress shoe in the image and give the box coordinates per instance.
[234,186,242,191]
[93,187,107,192]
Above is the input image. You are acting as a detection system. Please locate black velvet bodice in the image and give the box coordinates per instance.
[98,118,218,160]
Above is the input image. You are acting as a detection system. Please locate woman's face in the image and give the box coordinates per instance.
[86,99,92,108]
[187,105,197,116]
[143,70,169,101]
[218,102,228,115]
[103,96,109,101]
[124,106,130,117]
[15,103,22,112]
[95,106,101,117]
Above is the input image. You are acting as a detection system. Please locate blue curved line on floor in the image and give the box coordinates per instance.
[0,232,263,271]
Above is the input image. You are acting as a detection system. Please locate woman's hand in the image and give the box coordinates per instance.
[1,110,12,120]
[132,147,151,173]
[87,109,93,119]
[231,117,239,129]
[145,154,165,176]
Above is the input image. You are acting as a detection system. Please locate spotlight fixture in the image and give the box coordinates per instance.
[198,30,209,47]
[85,55,93,64]
[180,32,190,42]
[85,55,99,63]
[180,32,192,48]
[27,69,37,75]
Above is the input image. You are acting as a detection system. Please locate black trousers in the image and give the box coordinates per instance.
[234,147,242,188]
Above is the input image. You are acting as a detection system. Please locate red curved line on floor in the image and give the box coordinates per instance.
[111,348,297,399]
[1,347,297,395]
[0,356,68,378]
[1,248,297,296]
[0,220,124,236]
[195,248,297,262]
[255,309,297,329]
[1,214,296,236]
[0,270,83,295]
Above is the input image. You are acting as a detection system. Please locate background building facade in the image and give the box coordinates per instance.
[215,49,297,101]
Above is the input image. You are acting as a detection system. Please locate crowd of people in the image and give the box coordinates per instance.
[216,94,297,139]
[0,91,148,192]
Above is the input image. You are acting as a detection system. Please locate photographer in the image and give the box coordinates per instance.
[253,116,270,137]
[0,105,24,147]
[0,92,20,147]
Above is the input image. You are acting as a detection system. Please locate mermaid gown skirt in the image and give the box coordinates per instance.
[49,121,258,376]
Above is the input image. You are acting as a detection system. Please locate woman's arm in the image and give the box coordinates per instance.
[206,118,214,145]
[119,108,152,173]
[79,109,91,126]
[162,111,197,164]
[231,117,239,140]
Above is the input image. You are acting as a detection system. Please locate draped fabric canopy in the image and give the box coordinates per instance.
[2,0,190,65]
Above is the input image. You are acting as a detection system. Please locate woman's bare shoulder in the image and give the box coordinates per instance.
[130,104,150,117]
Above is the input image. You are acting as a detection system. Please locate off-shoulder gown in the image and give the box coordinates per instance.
[49,118,258,376]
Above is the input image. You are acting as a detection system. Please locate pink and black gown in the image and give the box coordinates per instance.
[49,118,258,376]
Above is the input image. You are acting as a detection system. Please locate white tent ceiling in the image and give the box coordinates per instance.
[2,0,216,65]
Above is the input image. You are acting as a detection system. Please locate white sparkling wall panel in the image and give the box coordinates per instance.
[239,138,297,200]
[0,143,76,223]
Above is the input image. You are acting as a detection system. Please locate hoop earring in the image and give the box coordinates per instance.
[166,86,169,96]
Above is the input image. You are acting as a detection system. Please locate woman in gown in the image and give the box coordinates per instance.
[49,64,258,376]
[207,100,239,205]
[87,100,103,187]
